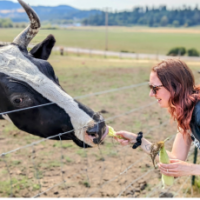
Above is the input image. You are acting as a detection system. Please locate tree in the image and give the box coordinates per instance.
[0,18,13,28]
[160,16,168,26]
[188,48,199,57]
[167,47,186,56]
[82,5,200,27]
[172,20,180,27]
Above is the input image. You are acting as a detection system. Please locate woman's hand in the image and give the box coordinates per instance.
[115,131,137,146]
[158,159,194,177]
[115,131,153,155]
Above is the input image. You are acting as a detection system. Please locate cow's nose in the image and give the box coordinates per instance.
[86,124,102,144]
[86,124,99,136]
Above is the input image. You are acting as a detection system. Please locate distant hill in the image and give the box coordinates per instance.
[0,0,21,10]
[0,1,101,22]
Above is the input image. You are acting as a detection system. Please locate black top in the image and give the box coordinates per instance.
[190,101,200,149]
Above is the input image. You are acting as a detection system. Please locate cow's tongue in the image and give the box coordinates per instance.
[101,126,109,141]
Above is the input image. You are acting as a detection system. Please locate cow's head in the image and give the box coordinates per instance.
[0,0,108,148]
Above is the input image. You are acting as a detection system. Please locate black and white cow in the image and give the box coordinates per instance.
[0,0,108,148]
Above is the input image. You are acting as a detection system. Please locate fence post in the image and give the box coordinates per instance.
[156,51,159,60]
[191,147,198,186]
[77,48,80,57]
[119,52,122,59]
[60,47,64,56]
[136,53,139,60]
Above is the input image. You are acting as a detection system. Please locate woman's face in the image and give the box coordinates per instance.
[149,71,171,108]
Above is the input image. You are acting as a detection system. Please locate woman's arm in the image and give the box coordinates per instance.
[168,131,192,161]
[116,130,197,176]
[140,132,192,162]
[115,131,152,154]
[115,131,191,162]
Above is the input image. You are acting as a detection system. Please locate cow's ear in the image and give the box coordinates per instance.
[30,34,56,60]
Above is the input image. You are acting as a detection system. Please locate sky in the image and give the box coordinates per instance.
[9,0,200,10]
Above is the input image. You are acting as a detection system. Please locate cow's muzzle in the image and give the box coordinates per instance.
[86,119,108,144]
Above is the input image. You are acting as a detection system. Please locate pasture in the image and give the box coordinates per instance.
[1,26,200,54]
[0,50,200,197]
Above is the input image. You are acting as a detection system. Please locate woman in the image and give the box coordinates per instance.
[115,59,200,177]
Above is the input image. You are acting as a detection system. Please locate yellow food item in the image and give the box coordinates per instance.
[159,141,174,187]
[108,126,123,139]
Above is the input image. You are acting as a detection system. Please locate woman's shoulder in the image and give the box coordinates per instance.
[191,101,200,145]
[192,101,200,124]
[193,101,200,112]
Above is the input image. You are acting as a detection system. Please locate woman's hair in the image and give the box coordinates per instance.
[152,59,200,137]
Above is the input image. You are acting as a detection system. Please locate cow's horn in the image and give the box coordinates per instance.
[13,0,40,49]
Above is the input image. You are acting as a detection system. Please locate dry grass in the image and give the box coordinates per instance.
[0,54,200,197]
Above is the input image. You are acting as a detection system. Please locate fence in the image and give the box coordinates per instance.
[1,41,200,62]
[0,78,198,198]
[56,47,200,62]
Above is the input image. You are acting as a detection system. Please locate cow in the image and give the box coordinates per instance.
[0,0,108,148]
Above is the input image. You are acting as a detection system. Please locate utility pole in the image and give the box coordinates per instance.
[105,7,109,51]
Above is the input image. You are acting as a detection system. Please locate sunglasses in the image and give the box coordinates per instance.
[149,84,163,94]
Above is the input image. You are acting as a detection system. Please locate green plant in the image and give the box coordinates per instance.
[49,161,60,168]
[108,150,118,157]
[76,149,87,158]
[96,156,105,161]
[12,160,21,165]
[53,142,75,148]
[0,179,13,195]
[146,184,151,191]
[134,120,142,129]
[167,47,186,56]
[0,169,8,175]
[82,180,90,188]
[121,50,129,53]
[3,123,19,134]
[65,156,73,163]
[195,177,200,188]
[34,170,43,179]
[140,166,147,172]
[188,48,199,57]
[0,177,31,196]
[192,177,200,193]
[33,184,40,191]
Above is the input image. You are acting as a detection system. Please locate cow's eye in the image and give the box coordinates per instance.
[10,94,33,108]
[14,98,22,104]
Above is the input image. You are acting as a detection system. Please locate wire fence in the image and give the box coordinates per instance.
[0,79,198,198]
[57,46,200,62]
[2,41,200,62]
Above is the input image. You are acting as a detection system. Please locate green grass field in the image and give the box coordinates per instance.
[1,27,200,54]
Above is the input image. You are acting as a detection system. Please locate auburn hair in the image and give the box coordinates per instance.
[152,59,200,138]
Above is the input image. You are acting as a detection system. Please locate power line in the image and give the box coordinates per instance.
[0,101,156,157]
[0,82,148,116]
